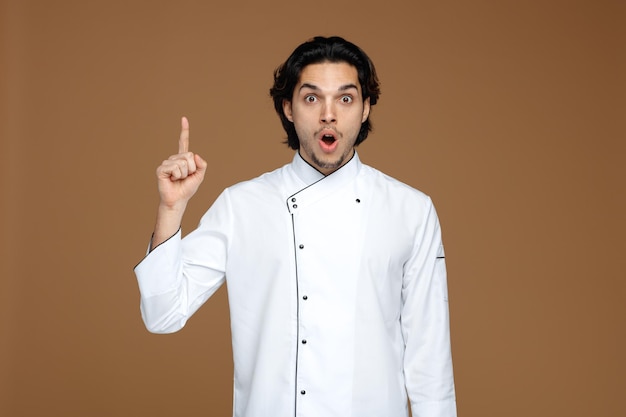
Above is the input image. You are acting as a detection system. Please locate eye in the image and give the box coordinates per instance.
[304,95,318,103]
[340,95,353,104]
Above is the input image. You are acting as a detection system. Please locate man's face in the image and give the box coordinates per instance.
[283,61,370,175]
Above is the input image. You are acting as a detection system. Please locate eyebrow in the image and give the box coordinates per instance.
[299,83,359,93]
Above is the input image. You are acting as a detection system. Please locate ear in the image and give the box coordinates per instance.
[361,97,371,123]
[283,99,294,122]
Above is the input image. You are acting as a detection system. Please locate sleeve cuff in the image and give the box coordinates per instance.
[134,228,183,297]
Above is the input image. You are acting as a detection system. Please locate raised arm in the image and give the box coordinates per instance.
[151,116,207,249]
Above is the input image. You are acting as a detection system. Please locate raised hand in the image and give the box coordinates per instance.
[156,117,207,210]
[151,117,207,249]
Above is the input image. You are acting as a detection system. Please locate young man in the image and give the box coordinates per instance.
[135,36,457,417]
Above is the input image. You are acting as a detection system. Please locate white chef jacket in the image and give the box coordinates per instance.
[135,152,456,417]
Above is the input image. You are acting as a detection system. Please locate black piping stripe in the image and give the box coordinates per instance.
[290,213,300,416]
[286,177,324,209]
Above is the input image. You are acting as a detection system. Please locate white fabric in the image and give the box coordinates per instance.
[135,152,457,417]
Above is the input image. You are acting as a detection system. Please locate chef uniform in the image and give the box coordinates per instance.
[135,151,457,417]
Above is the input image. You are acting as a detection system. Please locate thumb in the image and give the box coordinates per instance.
[194,153,208,175]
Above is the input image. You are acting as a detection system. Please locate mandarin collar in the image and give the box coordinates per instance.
[286,151,362,214]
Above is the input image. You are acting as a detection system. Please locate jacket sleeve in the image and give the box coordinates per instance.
[133,190,232,334]
[401,197,457,417]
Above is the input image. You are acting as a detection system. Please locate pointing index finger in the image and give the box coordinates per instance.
[179,116,190,154]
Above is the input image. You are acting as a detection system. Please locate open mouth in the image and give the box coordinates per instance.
[321,134,336,145]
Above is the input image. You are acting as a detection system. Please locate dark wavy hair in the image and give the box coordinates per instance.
[270,36,381,150]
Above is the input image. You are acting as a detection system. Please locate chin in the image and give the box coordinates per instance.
[315,156,344,171]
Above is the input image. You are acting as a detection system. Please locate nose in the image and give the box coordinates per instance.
[320,101,336,124]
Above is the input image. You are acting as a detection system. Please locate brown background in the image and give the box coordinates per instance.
[1,0,624,416]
